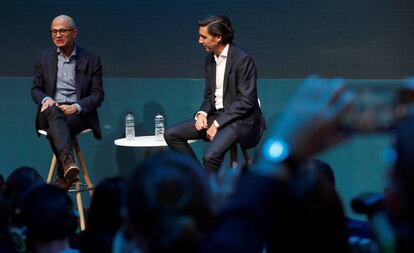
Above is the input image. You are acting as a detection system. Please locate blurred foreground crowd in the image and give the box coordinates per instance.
[1,77,414,253]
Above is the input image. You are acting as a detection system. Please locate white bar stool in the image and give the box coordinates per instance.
[38,128,95,231]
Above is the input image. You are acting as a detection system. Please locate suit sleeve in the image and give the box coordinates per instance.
[215,54,258,127]
[76,55,105,113]
[31,54,48,105]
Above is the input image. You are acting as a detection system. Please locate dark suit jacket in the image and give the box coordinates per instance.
[31,46,104,139]
[199,44,265,149]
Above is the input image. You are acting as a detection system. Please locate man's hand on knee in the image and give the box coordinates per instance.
[58,104,78,115]
[195,113,208,131]
[207,124,218,140]
[40,98,57,112]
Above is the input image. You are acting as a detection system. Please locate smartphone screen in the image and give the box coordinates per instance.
[339,82,411,133]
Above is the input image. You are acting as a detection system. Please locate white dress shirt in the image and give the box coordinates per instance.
[196,44,230,127]
[213,43,229,110]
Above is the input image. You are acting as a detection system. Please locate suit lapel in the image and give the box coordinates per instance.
[75,47,86,99]
[223,44,234,96]
[208,54,216,105]
[50,48,58,94]
[210,54,216,90]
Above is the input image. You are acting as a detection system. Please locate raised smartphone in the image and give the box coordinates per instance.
[339,81,414,133]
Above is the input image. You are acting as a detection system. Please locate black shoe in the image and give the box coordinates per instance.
[63,156,80,184]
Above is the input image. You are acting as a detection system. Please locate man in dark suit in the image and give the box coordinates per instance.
[164,14,265,173]
[31,15,104,189]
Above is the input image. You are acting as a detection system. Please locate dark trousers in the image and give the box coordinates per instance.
[38,105,90,177]
[164,111,238,172]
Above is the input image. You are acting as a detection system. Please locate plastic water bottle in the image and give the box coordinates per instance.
[154,113,164,136]
[125,112,135,140]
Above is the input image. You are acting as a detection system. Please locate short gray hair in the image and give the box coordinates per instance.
[52,15,77,30]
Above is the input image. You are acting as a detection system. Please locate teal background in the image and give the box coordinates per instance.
[0,77,392,218]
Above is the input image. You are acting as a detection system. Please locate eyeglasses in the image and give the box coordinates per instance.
[50,29,74,36]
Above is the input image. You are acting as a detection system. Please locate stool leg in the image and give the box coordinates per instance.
[75,182,86,231]
[230,145,238,168]
[72,138,94,197]
[47,154,58,184]
[242,149,252,165]
[144,147,152,159]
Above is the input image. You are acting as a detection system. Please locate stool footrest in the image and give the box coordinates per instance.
[68,187,95,193]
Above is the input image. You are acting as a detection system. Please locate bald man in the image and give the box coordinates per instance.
[32,15,104,189]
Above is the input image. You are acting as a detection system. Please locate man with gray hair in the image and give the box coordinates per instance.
[31,15,104,189]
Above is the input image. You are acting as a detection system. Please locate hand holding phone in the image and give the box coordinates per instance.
[339,81,414,133]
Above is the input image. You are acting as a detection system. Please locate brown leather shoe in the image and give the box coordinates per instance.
[63,156,80,184]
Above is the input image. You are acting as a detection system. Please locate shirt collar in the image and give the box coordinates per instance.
[214,44,229,63]
[57,45,77,58]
